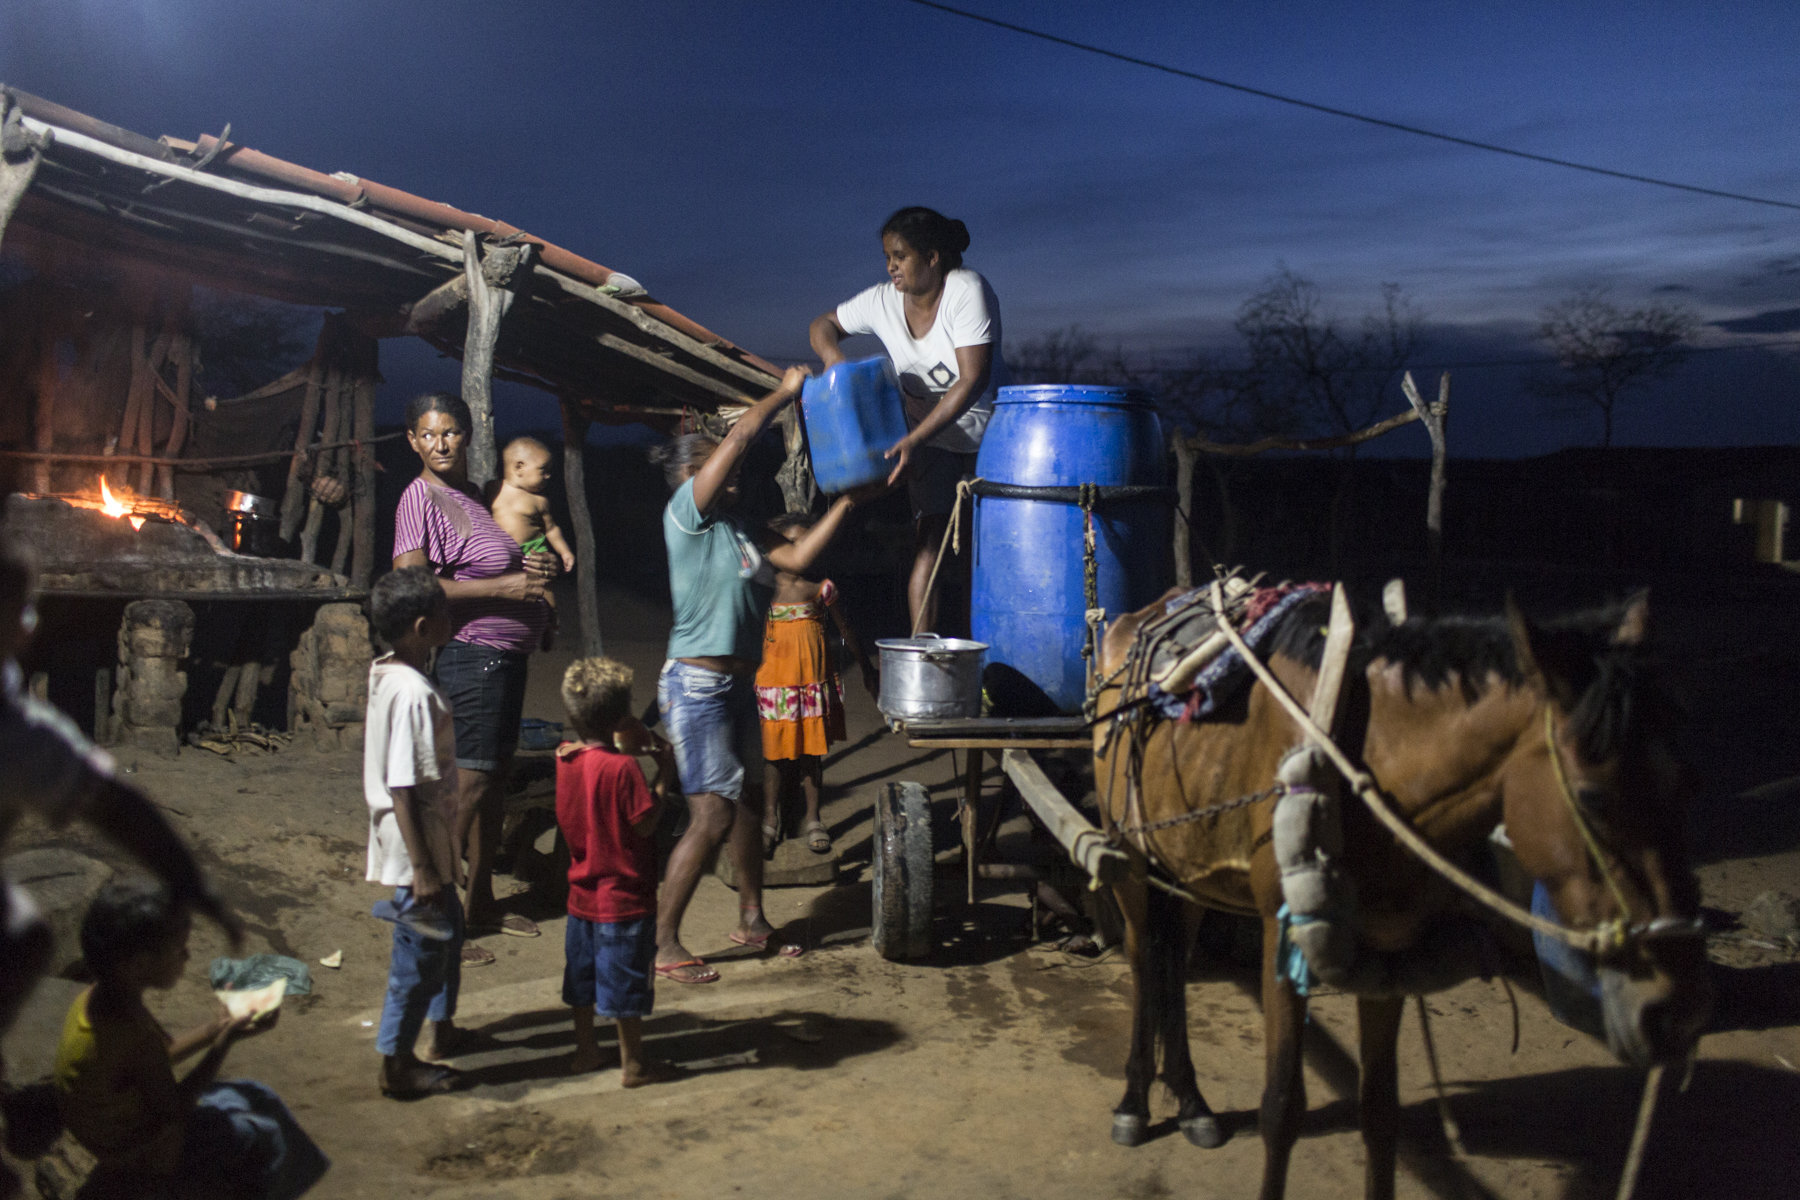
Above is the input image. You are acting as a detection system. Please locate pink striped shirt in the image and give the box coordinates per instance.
[393,477,548,652]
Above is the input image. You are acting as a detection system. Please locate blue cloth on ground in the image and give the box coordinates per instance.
[208,954,313,997]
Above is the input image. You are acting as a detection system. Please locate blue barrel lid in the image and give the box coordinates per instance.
[995,384,1155,407]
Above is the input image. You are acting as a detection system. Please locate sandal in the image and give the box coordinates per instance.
[654,958,720,985]
[802,820,831,854]
[460,943,496,967]
[728,930,804,959]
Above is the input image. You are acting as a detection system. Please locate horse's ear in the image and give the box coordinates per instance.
[1612,590,1650,646]
[1505,592,1553,697]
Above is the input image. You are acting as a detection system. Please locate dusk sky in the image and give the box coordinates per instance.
[4,0,1797,455]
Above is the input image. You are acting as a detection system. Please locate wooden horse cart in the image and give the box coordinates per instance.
[869,715,1127,960]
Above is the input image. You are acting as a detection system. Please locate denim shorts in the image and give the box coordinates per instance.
[562,914,655,1020]
[433,639,530,771]
[909,447,974,520]
[658,660,761,802]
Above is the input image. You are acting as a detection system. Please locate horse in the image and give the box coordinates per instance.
[1091,585,1711,1200]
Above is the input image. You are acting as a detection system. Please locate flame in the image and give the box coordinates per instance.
[128,516,146,531]
[98,476,130,519]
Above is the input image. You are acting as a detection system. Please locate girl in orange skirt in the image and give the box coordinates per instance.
[755,513,878,855]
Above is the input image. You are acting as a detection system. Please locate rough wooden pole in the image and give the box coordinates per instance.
[279,356,325,542]
[460,232,534,488]
[1402,371,1450,612]
[134,326,172,495]
[774,405,815,512]
[0,99,47,252]
[299,367,342,565]
[1173,436,1196,589]
[351,370,377,589]
[157,330,192,501]
[33,322,56,493]
[560,402,602,657]
[115,323,149,470]
[327,387,354,576]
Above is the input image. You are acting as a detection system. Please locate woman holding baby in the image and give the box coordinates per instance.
[391,392,556,963]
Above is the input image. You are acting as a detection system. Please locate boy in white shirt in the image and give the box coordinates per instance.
[363,567,469,1099]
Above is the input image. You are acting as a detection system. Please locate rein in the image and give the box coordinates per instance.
[1204,580,1697,959]
[1543,706,1638,925]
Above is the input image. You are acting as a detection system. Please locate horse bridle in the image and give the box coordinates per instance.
[1542,706,1705,957]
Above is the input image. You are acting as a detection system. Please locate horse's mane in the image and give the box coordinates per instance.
[1265,591,1665,762]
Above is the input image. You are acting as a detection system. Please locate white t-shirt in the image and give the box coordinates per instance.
[835,267,1009,454]
[363,655,458,888]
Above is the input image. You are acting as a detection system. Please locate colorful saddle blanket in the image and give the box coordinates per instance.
[1140,578,1331,723]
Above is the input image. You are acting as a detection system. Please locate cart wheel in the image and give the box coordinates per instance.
[872,780,934,961]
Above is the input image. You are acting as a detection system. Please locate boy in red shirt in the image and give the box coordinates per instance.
[556,658,679,1086]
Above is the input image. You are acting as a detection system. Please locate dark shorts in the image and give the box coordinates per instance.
[433,640,530,771]
[909,447,975,521]
[562,914,656,1020]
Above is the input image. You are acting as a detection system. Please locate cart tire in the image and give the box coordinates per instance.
[872,781,934,960]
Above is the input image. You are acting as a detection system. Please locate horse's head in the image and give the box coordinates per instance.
[1498,592,1710,1068]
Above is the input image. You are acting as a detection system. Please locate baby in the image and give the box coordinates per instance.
[488,437,577,620]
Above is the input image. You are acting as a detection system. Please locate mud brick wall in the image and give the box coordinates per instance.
[288,602,372,750]
[110,599,193,757]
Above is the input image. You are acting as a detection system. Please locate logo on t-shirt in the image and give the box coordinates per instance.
[927,362,955,389]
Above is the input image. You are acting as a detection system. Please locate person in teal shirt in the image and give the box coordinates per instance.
[652,367,875,982]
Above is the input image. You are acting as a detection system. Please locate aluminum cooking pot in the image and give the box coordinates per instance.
[874,635,987,721]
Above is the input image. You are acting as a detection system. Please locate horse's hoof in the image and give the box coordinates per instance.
[1111,1113,1149,1147]
[1179,1114,1226,1149]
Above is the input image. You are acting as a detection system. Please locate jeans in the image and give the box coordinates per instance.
[562,915,656,1019]
[658,660,761,801]
[178,1080,329,1200]
[375,887,463,1057]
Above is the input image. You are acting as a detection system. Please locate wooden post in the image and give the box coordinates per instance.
[327,386,354,576]
[299,367,341,565]
[1402,371,1450,612]
[351,369,377,589]
[134,326,171,495]
[33,321,57,494]
[460,231,535,489]
[560,402,602,657]
[279,356,324,542]
[774,405,815,513]
[115,323,148,471]
[1173,436,1196,589]
[0,99,46,253]
[157,330,192,501]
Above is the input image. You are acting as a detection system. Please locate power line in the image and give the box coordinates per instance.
[902,0,1800,213]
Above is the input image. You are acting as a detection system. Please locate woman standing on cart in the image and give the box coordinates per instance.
[650,369,879,984]
[809,206,1008,635]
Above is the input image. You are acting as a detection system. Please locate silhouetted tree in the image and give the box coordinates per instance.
[1533,286,1696,448]
[1232,267,1421,568]
[1008,324,1100,384]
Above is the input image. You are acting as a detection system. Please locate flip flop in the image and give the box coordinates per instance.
[460,943,496,967]
[728,931,805,959]
[802,820,831,854]
[654,959,719,985]
[497,915,539,938]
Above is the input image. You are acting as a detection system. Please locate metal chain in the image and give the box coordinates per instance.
[1079,482,1099,662]
[1119,782,1286,836]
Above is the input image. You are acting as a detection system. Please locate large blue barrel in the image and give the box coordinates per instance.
[972,385,1169,714]
[800,357,909,495]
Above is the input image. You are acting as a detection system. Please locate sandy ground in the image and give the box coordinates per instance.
[8,582,1800,1200]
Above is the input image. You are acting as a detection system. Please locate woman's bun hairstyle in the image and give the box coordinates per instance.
[404,391,471,435]
[880,207,969,271]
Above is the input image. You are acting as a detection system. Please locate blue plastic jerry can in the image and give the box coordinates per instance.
[800,357,909,495]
